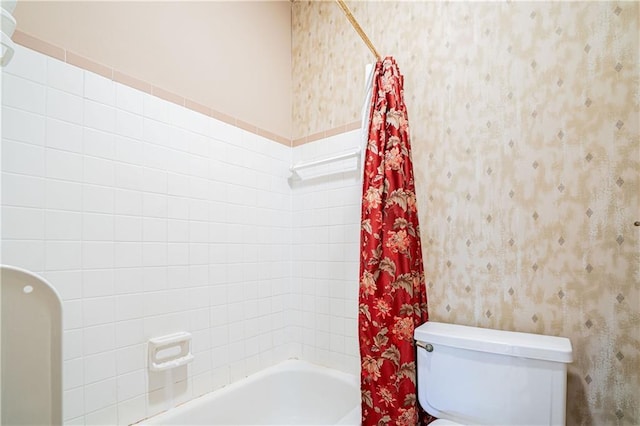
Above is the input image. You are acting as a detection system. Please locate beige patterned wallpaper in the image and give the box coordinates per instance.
[293,1,639,425]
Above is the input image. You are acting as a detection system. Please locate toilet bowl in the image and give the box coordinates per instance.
[414,321,572,425]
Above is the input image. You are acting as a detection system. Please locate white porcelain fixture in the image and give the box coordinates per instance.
[148,332,194,372]
[1,265,63,425]
[289,148,361,181]
[414,321,573,425]
[0,0,16,66]
[139,360,360,425]
[0,7,16,37]
[0,9,15,66]
[0,0,17,14]
[1,31,15,66]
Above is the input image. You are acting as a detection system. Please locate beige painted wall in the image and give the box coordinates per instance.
[14,1,292,139]
[293,1,639,425]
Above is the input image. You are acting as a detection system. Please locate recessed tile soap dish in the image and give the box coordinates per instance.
[147,331,194,372]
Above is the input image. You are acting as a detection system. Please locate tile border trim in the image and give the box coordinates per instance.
[292,121,361,147]
[11,29,361,147]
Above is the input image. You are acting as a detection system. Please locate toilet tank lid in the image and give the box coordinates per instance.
[414,321,573,363]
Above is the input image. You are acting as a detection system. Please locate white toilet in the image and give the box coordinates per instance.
[414,321,573,425]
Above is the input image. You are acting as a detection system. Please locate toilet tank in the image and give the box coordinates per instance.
[414,322,572,426]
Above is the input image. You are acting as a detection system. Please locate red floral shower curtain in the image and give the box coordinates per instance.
[359,57,429,426]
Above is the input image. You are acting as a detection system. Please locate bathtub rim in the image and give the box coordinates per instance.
[137,359,360,425]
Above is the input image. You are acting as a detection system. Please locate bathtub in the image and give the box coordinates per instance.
[140,360,361,425]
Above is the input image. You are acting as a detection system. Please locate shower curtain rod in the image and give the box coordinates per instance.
[335,0,382,62]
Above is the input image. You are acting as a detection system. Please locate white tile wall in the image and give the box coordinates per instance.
[2,45,362,425]
[290,131,363,376]
[2,45,294,425]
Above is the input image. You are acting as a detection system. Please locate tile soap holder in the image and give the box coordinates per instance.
[148,332,194,372]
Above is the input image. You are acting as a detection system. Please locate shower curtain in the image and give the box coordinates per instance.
[358,57,429,426]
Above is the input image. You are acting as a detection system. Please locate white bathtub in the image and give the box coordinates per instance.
[140,360,361,425]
